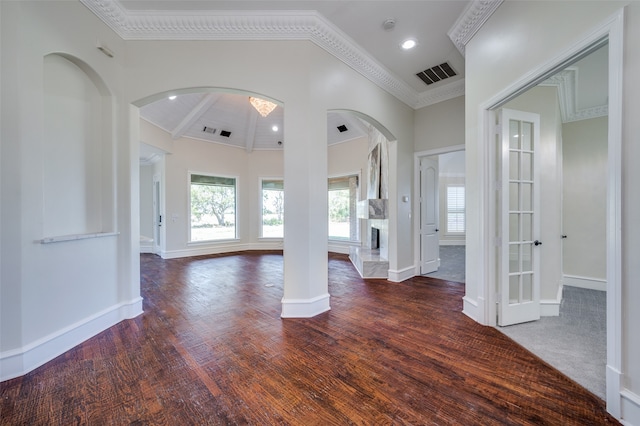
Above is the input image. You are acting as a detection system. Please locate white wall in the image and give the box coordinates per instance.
[562,116,608,282]
[415,96,465,152]
[0,1,140,380]
[464,1,639,422]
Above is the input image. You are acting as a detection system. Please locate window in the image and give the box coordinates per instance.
[446,185,465,233]
[189,174,236,241]
[328,175,359,241]
[261,179,284,238]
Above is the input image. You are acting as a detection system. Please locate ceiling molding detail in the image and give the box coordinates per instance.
[80,0,422,107]
[540,68,608,123]
[415,79,465,109]
[447,0,504,56]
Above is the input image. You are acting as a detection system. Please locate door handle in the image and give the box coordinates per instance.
[534,240,542,246]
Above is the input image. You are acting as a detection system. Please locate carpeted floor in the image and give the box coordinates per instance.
[424,245,465,283]
[497,286,606,400]
[423,246,606,400]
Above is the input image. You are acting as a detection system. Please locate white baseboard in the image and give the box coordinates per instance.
[439,240,466,246]
[387,265,415,282]
[281,293,330,318]
[563,275,607,291]
[462,296,479,322]
[0,297,143,382]
[620,388,640,425]
[540,300,560,316]
[540,284,562,317]
[161,241,284,259]
[328,241,359,255]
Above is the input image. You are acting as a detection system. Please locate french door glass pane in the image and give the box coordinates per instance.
[510,120,521,149]
[522,273,533,302]
[522,121,533,150]
[509,275,520,304]
[509,214,519,242]
[510,151,520,180]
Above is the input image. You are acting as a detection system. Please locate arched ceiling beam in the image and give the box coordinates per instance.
[171,92,221,139]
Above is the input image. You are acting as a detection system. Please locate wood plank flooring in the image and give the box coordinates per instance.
[1,252,618,425]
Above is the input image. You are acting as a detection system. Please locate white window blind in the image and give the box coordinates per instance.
[447,186,465,233]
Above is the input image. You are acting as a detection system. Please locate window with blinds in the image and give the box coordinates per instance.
[446,185,465,233]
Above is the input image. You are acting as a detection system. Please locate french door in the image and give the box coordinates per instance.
[498,109,541,326]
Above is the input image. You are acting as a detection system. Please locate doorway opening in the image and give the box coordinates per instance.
[479,11,624,412]
[415,146,465,283]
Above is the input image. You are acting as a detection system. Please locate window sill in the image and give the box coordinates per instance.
[187,238,240,246]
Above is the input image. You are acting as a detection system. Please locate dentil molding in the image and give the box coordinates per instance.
[80,0,495,108]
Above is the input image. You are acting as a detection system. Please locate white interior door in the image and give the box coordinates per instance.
[420,157,439,274]
[498,109,541,326]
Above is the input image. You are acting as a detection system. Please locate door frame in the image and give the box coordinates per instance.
[477,10,623,416]
[413,145,465,276]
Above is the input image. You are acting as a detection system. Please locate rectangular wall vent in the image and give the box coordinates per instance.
[416,62,457,86]
[220,130,231,138]
[337,124,348,133]
[202,126,216,134]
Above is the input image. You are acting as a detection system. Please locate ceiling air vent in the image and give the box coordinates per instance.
[220,130,232,138]
[202,126,216,135]
[416,62,457,86]
[337,124,348,133]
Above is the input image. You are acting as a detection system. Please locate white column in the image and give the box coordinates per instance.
[281,99,330,318]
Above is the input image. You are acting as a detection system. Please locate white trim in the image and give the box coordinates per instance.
[540,285,562,317]
[281,293,330,318]
[462,296,479,321]
[447,0,504,55]
[0,298,143,382]
[328,240,360,255]
[161,242,283,259]
[40,231,119,244]
[620,389,640,426]
[563,275,607,292]
[606,9,624,419]
[387,265,415,282]
[439,240,466,246]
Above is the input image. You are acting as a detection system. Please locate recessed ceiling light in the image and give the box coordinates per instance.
[168,95,177,100]
[272,125,278,132]
[401,39,417,50]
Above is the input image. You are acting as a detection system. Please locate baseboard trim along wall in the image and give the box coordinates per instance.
[0,297,143,382]
[563,275,607,292]
[281,293,331,318]
[540,284,563,317]
[620,388,640,425]
[462,296,479,322]
[387,265,416,282]
[161,241,284,259]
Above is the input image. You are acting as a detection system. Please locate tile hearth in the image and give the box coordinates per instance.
[349,246,389,279]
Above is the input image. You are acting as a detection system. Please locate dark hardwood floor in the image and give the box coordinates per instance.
[1,252,617,425]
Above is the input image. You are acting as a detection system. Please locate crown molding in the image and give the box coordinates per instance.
[447,0,504,56]
[415,79,465,109]
[80,0,423,107]
[540,68,608,123]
